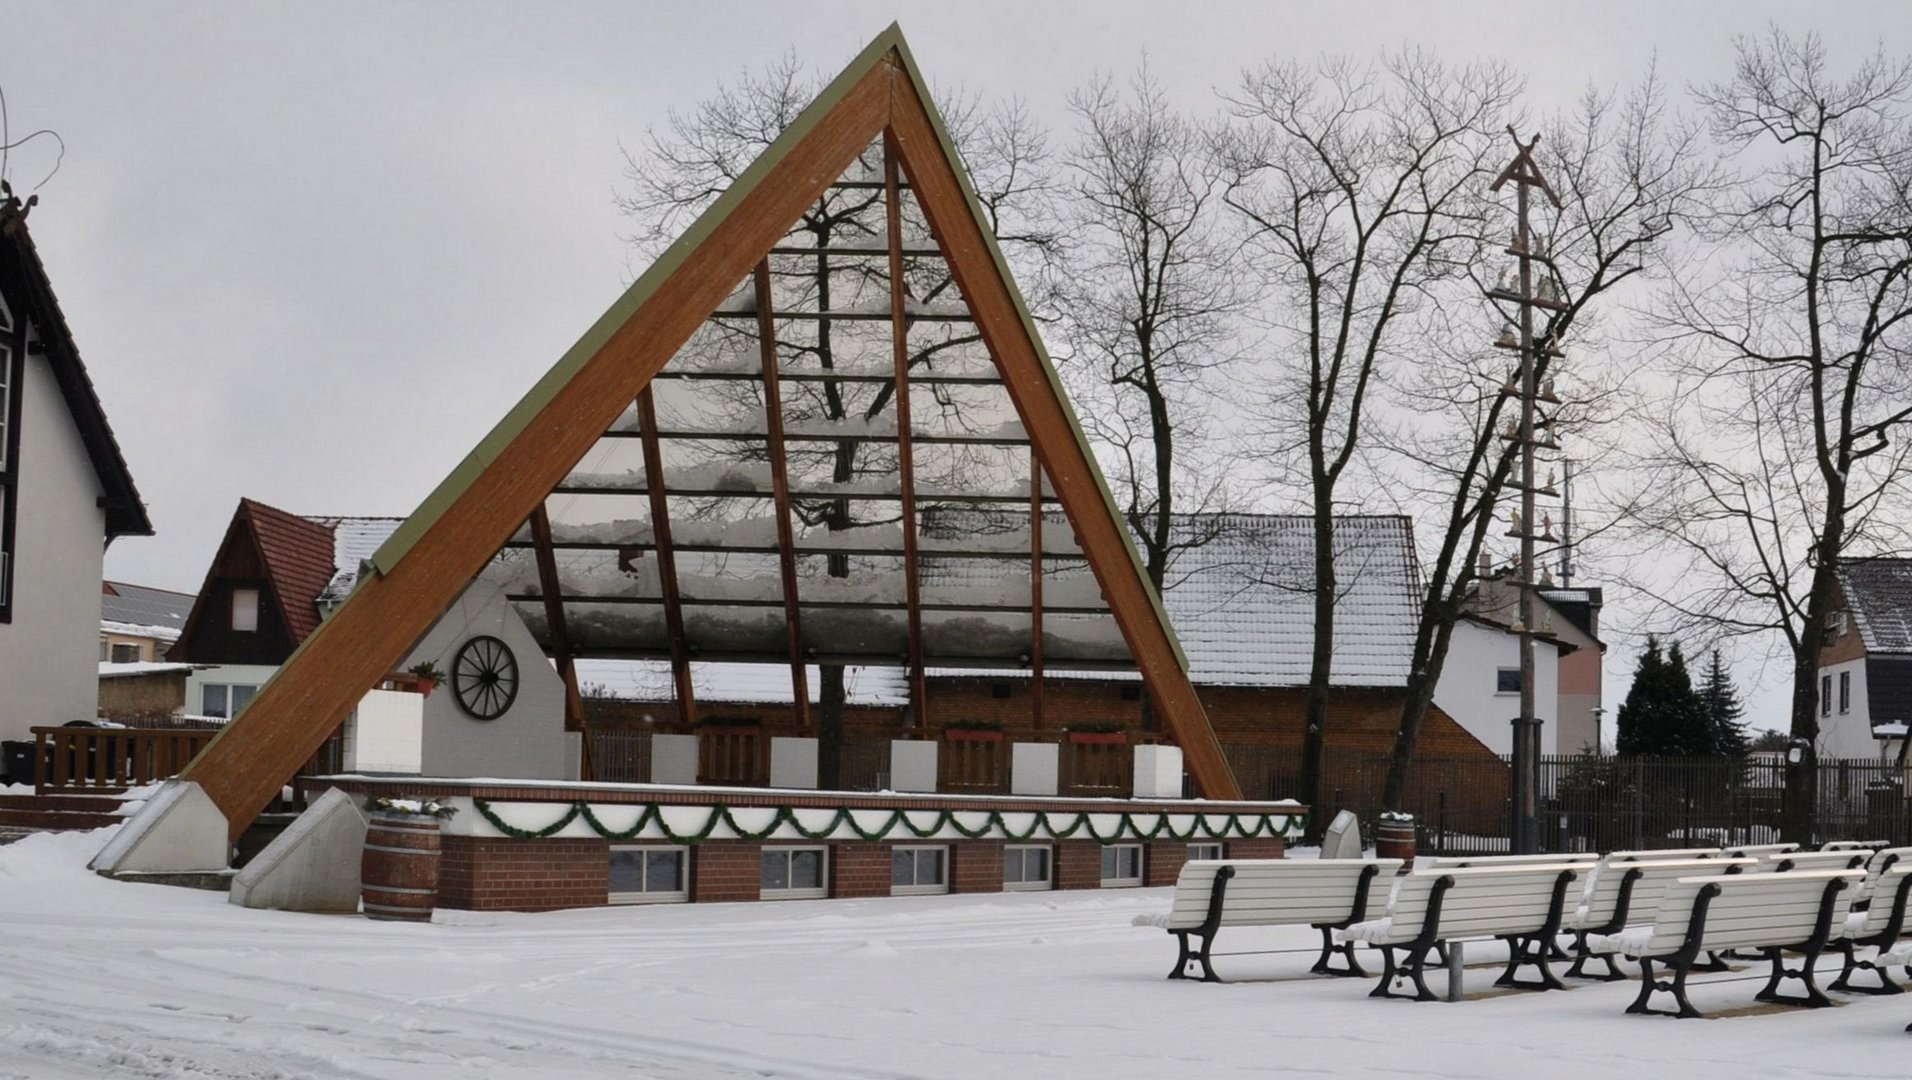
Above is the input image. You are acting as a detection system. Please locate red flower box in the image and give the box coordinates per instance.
[1066,731,1129,746]
[942,728,1005,743]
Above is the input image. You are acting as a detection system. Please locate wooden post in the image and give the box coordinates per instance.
[753,259,813,732]
[528,504,590,777]
[637,388,698,727]
[884,132,929,728]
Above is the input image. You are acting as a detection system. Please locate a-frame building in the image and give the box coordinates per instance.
[179,24,1240,840]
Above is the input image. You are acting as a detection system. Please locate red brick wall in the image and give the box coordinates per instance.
[1145,841,1185,886]
[1229,838,1286,860]
[831,843,892,899]
[1056,841,1104,891]
[690,843,761,903]
[952,840,1004,893]
[438,836,609,912]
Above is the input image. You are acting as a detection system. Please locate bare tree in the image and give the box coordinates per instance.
[1631,30,1912,840]
[1057,67,1249,592]
[1372,71,1716,811]
[1215,52,1519,839]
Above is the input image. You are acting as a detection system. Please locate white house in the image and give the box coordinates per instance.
[0,196,152,753]
[1816,558,1912,761]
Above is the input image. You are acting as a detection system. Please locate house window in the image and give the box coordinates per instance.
[1822,674,1833,717]
[1496,668,1522,694]
[1003,845,1051,891]
[761,846,827,900]
[1187,843,1223,862]
[891,846,948,896]
[608,846,687,904]
[1120,684,1142,701]
[231,588,260,632]
[1839,671,1851,715]
[0,293,18,622]
[991,683,1012,699]
[110,642,140,664]
[1101,844,1143,888]
[201,683,259,720]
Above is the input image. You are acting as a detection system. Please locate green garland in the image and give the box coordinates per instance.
[472,798,1304,845]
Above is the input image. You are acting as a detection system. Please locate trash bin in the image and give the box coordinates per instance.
[1,740,35,786]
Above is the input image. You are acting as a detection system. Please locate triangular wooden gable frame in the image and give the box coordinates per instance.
[182,24,1241,838]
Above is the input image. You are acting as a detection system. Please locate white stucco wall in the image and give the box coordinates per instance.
[0,330,108,744]
[1815,657,1879,760]
[401,577,569,781]
[1432,619,1560,758]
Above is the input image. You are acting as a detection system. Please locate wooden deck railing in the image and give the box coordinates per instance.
[1060,736,1132,798]
[938,733,1009,794]
[698,726,768,787]
[31,725,218,794]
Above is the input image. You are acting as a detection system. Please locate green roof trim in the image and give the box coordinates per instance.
[367,22,1189,672]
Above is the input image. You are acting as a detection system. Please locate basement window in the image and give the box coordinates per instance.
[1186,843,1223,862]
[891,846,948,896]
[761,846,827,900]
[1003,845,1051,891]
[1100,844,1143,888]
[608,846,687,904]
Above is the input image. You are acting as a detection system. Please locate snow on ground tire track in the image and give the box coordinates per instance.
[4,828,1910,1078]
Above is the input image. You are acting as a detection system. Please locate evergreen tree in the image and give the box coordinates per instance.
[1699,650,1749,757]
[1615,637,1714,756]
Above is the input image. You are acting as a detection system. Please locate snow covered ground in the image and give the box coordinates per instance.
[2,828,1908,1079]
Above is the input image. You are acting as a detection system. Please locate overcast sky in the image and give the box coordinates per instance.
[6,1,1908,730]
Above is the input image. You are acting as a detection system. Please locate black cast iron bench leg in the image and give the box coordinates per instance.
[1310,925,1368,977]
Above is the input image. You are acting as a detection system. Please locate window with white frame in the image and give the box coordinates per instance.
[110,642,141,664]
[891,846,948,896]
[1186,843,1223,862]
[761,846,827,899]
[201,683,259,720]
[230,588,260,632]
[1003,845,1051,891]
[608,846,688,904]
[1839,671,1851,714]
[1100,844,1142,887]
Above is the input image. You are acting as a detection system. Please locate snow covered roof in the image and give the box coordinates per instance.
[1840,558,1912,655]
[574,659,909,706]
[308,516,405,604]
[100,582,194,639]
[98,661,205,678]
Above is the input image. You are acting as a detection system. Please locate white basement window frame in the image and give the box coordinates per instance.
[1186,842,1223,862]
[891,845,948,896]
[761,846,828,900]
[1002,844,1051,892]
[1100,843,1143,888]
[608,845,688,904]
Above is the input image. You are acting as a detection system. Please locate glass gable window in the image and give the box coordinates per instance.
[609,846,688,904]
[891,846,947,896]
[1003,845,1051,891]
[231,588,260,632]
[761,846,827,899]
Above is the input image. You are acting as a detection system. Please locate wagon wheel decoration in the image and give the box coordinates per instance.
[452,635,518,721]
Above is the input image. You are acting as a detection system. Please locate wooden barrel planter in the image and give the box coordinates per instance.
[1374,816,1417,863]
[361,811,443,922]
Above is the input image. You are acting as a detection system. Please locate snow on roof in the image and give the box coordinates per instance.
[308,516,406,604]
[574,659,910,707]
[100,620,183,644]
[1874,722,1908,738]
[1841,558,1912,655]
[98,661,206,678]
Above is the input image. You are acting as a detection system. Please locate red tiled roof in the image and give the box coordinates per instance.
[239,498,338,643]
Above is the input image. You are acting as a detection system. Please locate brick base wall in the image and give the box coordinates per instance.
[691,843,761,903]
[1228,837,1287,860]
[1056,841,1104,891]
[1145,841,1185,886]
[952,840,1004,893]
[832,843,891,899]
[438,836,609,912]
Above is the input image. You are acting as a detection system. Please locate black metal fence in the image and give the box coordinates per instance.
[1249,749,1912,857]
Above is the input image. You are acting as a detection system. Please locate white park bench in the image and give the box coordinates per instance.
[1723,841,1798,859]
[1163,858,1402,983]
[1427,852,1601,869]
[1340,863,1586,1001]
[1605,847,1722,861]
[1854,846,1912,906]
[1592,868,1864,1018]
[1823,839,1890,852]
[1563,856,1755,980]
[1879,941,1912,1033]
[1830,864,1912,994]
[1759,848,1870,873]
